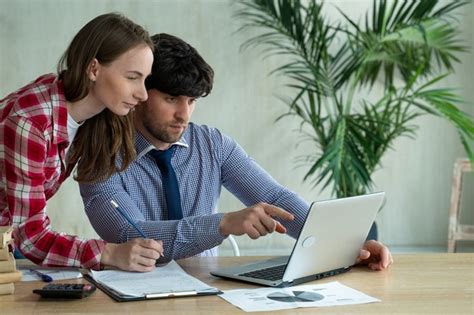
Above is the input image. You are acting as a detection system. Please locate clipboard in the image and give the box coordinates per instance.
[83,260,222,302]
[84,274,222,302]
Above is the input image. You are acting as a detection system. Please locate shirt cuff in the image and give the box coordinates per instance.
[194,213,227,253]
[81,239,107,270]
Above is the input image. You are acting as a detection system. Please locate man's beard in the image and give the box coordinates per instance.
[142,118,186,144]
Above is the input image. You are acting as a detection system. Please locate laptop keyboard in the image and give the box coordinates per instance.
[238,264,287,281]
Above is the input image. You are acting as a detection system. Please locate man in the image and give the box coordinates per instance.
[80,33,392,270]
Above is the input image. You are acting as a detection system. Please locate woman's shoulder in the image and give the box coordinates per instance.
[1,73,65,121]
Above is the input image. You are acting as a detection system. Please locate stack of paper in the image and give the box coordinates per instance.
[0,226,21,296]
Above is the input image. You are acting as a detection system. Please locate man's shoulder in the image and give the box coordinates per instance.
[185,123,240,157]
[187,122,231,140]
[188,122,217,134]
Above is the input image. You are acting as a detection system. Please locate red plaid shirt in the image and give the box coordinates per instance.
[0,74,105,269]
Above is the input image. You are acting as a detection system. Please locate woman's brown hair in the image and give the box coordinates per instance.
[57,13,153,183]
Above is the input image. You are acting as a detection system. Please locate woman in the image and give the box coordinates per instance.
[0,13,163,271]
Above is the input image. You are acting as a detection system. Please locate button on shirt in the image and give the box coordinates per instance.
[80,123,310,261]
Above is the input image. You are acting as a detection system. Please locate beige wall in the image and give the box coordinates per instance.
[1,0,472,255]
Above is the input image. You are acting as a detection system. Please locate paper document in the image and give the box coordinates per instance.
[88,260,219,297]
[220,281,380,312]
[19,268,82,282]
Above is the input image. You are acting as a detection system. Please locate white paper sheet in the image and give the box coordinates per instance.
[20,268,82,282]
[219,281,380,312]
[88,260,218,297]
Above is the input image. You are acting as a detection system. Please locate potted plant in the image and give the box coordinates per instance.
[236,0,474,238]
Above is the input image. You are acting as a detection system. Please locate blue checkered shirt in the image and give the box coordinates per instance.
[80,123,310,261]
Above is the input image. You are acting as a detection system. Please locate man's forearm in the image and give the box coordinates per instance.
[132,213,226,261]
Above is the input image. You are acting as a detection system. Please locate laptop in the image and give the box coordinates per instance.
[210,192,385,287]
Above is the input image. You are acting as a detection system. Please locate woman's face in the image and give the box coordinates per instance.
[89,44,153,115]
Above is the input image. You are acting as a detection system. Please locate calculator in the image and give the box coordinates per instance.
[33,283,96,299]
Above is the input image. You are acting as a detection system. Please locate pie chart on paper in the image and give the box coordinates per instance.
[267,291,324,303]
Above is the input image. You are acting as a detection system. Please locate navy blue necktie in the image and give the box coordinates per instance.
[150,147,183,220]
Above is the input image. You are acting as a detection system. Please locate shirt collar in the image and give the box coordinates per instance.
[136,127,189,160]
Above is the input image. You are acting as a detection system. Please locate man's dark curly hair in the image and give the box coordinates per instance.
[145,33,214,97]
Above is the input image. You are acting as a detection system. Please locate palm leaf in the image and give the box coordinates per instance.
[346,0,468,88]
[237,0,473,196]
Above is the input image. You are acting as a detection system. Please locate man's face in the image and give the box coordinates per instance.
[135,89,196,149]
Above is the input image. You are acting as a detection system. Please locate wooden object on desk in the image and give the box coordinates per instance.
[0,226,13,249]
[448,158,473,252]
[0,227,19,297]
[0,270,22,284]
[0,282,14,296]
[1,253,473,314]
[0,253,16,273]
[0,242,13,261]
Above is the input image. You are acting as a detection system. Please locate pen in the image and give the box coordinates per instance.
[110,200,147,238]
[110,200,164,259]
[30,269,53,282]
